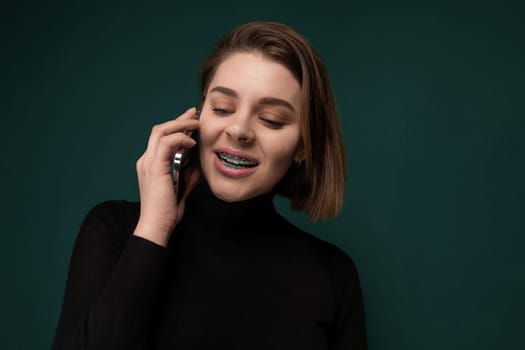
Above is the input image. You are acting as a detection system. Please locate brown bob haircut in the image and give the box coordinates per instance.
[199,21,346,221]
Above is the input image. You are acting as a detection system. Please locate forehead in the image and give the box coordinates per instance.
[207,52,302,105]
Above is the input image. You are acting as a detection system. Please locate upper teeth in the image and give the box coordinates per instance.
[219,152,257,166]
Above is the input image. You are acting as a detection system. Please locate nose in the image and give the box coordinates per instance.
[224,113,255,144]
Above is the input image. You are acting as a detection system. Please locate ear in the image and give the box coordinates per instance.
[293,144,305,164]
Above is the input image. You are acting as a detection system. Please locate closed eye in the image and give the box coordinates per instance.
[212,107,233,116]
[260,117,285,129]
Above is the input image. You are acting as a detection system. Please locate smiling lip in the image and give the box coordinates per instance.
[214,148,259,177]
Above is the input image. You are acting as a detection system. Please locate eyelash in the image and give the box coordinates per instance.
[260,118,285,128]
[211,107,232,115]
[211,107,285,129]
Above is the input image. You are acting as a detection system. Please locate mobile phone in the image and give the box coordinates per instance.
[172,109,200,200]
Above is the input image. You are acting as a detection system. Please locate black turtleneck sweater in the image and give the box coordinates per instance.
[51,181,367,349]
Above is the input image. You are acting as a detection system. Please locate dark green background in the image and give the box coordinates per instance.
[2,0,524,349]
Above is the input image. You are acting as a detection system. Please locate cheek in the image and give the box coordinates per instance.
[197,120,216,168]
[197,118,219,148]
[266,132,301,166]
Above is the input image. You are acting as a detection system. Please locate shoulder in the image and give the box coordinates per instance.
[273,216,363,304]
[274,214,359,274]
[288,226,364,307]
[83,200,140,228]
[75,200,140,252]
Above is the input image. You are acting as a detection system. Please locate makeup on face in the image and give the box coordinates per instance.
[198,52,303,202]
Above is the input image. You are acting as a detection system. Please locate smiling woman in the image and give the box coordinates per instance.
[199,52,303,202]
[51,21,367,350]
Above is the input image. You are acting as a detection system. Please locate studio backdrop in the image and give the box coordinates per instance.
[2,1,524,349]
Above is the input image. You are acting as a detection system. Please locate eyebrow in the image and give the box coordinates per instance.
[208,85,296,112]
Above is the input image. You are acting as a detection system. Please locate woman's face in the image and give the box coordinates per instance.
[198,52,303,202]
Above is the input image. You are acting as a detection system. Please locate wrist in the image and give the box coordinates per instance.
[133,221,172,247]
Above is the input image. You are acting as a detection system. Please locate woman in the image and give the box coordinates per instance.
[52,21,367,349]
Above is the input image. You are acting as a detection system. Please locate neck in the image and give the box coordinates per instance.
[184,180,278,233]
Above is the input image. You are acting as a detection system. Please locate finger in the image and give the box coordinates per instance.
[176,106,199,121]
[151,132,197,168]
[147,119,199,155]
[140,131,197,174]
[146,107,199,153]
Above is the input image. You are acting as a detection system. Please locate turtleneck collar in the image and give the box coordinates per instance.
[183,180,278,233]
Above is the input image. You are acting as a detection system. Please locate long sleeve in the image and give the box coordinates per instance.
[52,185,369,349]
[51,201,170,350]
[328,246,368,350]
